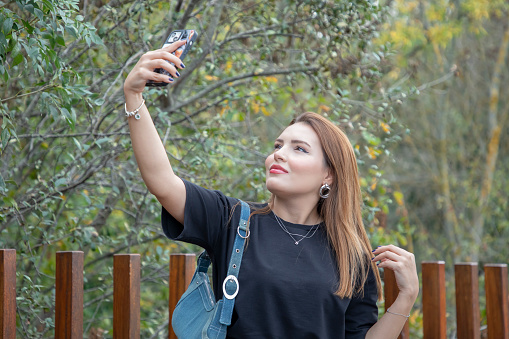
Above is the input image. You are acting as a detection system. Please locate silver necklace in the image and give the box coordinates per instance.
[273,212,321,245]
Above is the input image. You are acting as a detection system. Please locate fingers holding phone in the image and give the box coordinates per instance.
[123,50,177,94]
[124,30,197,95]
[146,29,198,87]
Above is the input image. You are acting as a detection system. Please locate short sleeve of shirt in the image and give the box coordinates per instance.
[344,267,379,338]
[161,179,238,257]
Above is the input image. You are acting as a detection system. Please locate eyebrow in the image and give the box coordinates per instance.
[275,138,312,148]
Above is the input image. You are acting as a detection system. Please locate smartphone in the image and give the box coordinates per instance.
[146,29,198,87]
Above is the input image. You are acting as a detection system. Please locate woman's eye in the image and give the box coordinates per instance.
[274,144,282,150]
[296,146,308,153]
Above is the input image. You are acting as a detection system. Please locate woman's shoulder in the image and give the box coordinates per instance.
[182,179,269,212]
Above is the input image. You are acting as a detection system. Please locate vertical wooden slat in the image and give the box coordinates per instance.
[55,251,84,339]
[485,264,509,339]
[455,263,480,339]
[114,254,140,339]
[0,249,16,339]
[168,254,196,339]
[422,261,446,339]
[384,268,410,339]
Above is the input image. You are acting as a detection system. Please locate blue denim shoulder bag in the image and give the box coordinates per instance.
[171,200,250,339]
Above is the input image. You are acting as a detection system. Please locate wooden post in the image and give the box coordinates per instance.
[0,249,16,339]
[114,254,140,339]
[422,261,446,339]
[168,254,196,339]
[455,263,480,339]
[485,264,509,339]
[384,268,410,339]
[55,251,84,339]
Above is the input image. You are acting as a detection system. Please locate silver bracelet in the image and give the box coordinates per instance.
[386,308,410,319]
[125,99,145,120]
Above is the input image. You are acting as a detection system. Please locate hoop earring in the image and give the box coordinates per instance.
[319,183,330,199]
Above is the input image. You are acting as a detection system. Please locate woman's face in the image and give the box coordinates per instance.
[265,122,330,199]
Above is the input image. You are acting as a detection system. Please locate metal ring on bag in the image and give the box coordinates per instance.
[222,275,239,299]
[237,225,250,239]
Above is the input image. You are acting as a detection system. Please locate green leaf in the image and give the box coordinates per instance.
[0,32,7,49]
[34,8,44,21]
[65,25,78,39]
[56,35,65,46]
[3,17,13,34]
[54,178,67,187]
[0,173,5,192]
[94,137,110,148]
[12,53,23,66]
[25,4,35,14]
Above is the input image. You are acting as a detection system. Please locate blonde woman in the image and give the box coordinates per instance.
[124,40,419,338]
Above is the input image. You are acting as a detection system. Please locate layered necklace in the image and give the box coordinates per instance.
[273,212,321,245]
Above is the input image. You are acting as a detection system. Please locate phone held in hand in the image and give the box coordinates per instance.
[146,29,197,87]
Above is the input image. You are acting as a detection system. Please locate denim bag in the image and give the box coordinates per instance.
[171,200,250,339]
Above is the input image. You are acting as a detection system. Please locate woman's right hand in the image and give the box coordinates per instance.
[124,39,187,96]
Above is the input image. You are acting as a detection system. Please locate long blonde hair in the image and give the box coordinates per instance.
[256,112,382,299]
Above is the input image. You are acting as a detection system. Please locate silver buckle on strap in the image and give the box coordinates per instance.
[222,275,239,299]
[237,225,250,239]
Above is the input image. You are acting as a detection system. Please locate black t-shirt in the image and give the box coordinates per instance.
[162,180,378,339]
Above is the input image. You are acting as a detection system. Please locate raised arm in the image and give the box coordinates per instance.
[123,40,188,224]
[365,245,419,339]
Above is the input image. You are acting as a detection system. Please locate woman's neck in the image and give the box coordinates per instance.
[271,196,322,225]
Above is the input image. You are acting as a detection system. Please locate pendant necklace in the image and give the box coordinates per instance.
[273,212,321,245]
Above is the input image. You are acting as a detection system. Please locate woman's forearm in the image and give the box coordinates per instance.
[365,293,415,339]
[367,245,419,338]
[125,91,177,198]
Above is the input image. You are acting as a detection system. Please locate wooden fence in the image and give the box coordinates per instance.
[1,249,508,338]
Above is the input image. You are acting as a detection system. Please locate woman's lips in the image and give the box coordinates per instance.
[269,165,288,174]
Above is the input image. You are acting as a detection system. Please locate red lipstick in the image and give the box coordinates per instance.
[269,164,288,174]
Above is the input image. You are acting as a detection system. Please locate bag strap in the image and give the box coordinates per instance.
[219,200,250,326]
[196,251,211,273]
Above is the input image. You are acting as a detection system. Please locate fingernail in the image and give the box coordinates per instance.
[180,63,186,68]
[175,71,181,77]
[169,77,174,82]
[372,249,376,252]
[371,257,375,261]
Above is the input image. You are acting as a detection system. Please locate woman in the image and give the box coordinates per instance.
[124,40,419,338]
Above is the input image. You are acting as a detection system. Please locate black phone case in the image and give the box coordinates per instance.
[146,29,197,87]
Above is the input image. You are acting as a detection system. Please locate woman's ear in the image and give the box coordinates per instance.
[324,167,334,185]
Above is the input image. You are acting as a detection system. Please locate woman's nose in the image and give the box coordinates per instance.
[273,148,286,161]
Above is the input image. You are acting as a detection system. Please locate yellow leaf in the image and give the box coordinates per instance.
[393,191,404,206]
[370,179,377,191]
[265,76,278,83]
[251,101,260,114]
[41,142,49,149]
[225,61,233,72]
[205,75,219,81]
[220,106,228,116]
[368,147,377,159]
[319,105,331,112]
[261,106,270,116]
[380,122,391,133]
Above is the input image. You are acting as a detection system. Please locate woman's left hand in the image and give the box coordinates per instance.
[372,244,419,301]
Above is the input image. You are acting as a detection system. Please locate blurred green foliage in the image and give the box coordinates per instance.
[0,0,404,337]
[2,0,506,337]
